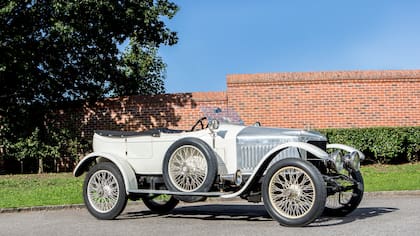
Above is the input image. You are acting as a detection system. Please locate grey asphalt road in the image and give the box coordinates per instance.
[1,193,419,236]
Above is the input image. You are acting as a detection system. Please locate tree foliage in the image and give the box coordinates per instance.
[1,0,177,104]
[0,0,178,172]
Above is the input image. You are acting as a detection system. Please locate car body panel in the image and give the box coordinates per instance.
[88,123,247,175]
[73,152,138,192]
[85,122,330,177]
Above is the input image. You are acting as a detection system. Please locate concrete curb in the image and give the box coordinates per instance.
[364,190,420,197]
[0,204,85,214]
[2,190,420,214]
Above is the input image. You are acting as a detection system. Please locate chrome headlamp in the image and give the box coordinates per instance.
[343,151,361,171]
[330,150,344,173]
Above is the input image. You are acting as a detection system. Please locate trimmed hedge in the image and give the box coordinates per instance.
[319,127,420,164]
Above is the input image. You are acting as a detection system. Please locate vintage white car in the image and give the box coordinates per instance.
[73,108,364,226]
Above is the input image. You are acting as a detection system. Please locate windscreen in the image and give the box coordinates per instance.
[200,107,244,125]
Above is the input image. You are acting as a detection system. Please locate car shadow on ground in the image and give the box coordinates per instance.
[312,206,399,227]
[121,203,399,226]
[122,204,271,222]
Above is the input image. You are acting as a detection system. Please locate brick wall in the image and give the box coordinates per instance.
[59,70,420,138]
[227,70,420,129]
[58,92,228,138]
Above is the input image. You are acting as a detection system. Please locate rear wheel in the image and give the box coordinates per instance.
[324,170,364,217]
[262,158,327,226]
[143,195,179,214]
[83,162,128,220]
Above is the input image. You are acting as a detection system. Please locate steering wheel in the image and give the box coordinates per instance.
[191,117,207,131]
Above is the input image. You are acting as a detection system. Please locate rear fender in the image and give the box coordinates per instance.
[73,152,138,193]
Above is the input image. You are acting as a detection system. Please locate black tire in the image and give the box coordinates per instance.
[262,158,327,227]
[83,162,128,220]
[162,138,217,202]
[143,195,179,214]
[324,170,364,217]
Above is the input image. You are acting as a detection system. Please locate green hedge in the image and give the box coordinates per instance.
[319,127,420,164]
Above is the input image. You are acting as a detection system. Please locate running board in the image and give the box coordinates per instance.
[128,189,229,197]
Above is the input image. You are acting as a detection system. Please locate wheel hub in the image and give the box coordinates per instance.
[285,184,302,200]
[181,158,196,175]
[103,185,112,197]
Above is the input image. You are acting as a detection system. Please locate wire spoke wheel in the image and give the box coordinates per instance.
[163,138,217,203]
[168,145,208,192]
[87,170,120,213]
[83,162,128,220]
[262,158,326,226]
[269,166,316,219]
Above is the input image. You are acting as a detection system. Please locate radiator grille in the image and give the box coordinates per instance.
[307,140,327,159]
[238,143,299,173]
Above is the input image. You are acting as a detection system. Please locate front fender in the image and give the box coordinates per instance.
[327,143,365,160]
[222,141,329,199]
[73,152,138,193]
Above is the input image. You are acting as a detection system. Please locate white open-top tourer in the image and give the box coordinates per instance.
[74,107,364,226]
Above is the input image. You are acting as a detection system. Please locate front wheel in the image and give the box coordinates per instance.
[262,158,327,227]
[83,162,128,220]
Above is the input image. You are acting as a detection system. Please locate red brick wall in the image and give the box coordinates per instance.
[227,70,420,129]
[59,70,420,138]
[59,92,228,138]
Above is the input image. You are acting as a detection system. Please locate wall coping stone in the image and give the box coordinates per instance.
[227,70,420,86]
